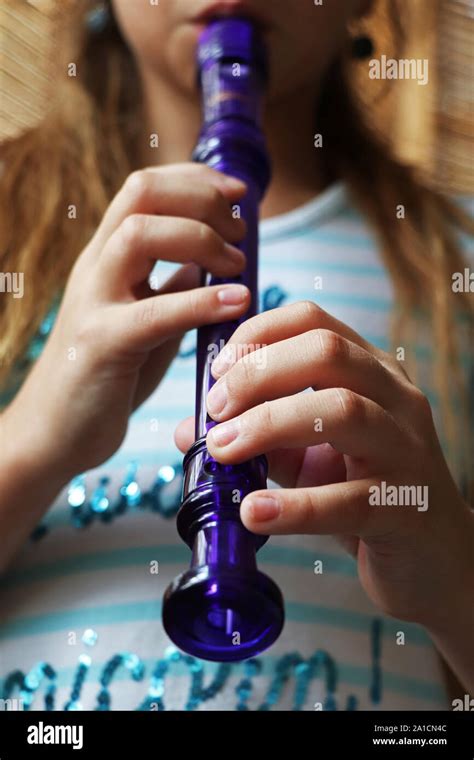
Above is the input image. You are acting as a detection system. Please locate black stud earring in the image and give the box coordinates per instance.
[352,35,374,59]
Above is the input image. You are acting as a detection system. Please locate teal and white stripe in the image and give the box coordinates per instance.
[1,183,471,711]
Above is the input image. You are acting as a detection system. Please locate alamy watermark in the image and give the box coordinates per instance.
[452,694,474,711]
[369,55,429,86]
[0,271,24,299]
[208,339,268,370]
[369,481,429,512]
[27,721,83,750]
[452,268,473,293]
[0,697,24,711]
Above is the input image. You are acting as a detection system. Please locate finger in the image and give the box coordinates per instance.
[264,445,342,490]
[173,414,308,487]
[123,283,251,351]
[240,479,396,537]
[207,388,404,468]
[92,164,248,249]
[292,443,347,488]
[174,415,195,453]
[98,215,247,298]
[206,329,405,422]
[211,300,408,383]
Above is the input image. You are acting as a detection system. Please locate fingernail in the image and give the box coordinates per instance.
[212,343,234,376]
[217,285,248,306]
[244,495,280,523]
[209,418,239,447]
[222,174,247,191]
[207,378,228,416]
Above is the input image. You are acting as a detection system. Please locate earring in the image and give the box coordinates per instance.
[352,35,374,59]
[86,2,111,33]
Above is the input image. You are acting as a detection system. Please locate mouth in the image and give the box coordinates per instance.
[191,2,271,33]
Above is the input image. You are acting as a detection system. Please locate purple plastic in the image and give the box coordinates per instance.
[162,18,284,662]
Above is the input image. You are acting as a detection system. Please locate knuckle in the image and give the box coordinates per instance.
[313,329,347,363]
[123,170,151,204]
[409,386,434,425]
[136,297,160,325]
[186,289,203,323]
[204,183,222,211]
[300,489,317,531]
[195,185,223,224]
[334,387,367,425]
[197,221,218,249]
[119,214,148,251]
[227,309,270,358]
[381,354,411,383]
[298,299,322,323]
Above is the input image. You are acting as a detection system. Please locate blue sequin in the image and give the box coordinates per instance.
[94,653,146,711]
[123,653,145,681]
[157,465,176,484]
[68,476,87,509]
[82,629,98,648]
[90,477,110,515]
[120,462,142,507]
[8,662,58,711]
[2,633,382,711]
[31,459,185,540]
[64,655,91,711]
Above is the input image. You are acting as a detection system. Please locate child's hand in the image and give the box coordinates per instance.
[5,163,250,477]
[175,300,474,630]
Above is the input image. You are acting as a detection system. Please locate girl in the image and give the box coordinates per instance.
[0,0,472,711]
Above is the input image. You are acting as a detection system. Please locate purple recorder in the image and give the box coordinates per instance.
[162,18,284,662]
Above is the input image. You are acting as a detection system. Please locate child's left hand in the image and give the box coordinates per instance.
[175,301,474,630]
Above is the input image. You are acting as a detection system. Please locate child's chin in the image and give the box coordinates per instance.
[158,27,203,97]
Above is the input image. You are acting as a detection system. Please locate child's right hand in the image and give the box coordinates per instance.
[4,163,250,479]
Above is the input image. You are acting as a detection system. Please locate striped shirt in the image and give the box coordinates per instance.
[1,182,472,711]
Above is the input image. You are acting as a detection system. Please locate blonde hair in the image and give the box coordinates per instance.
[0,0,472,492]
